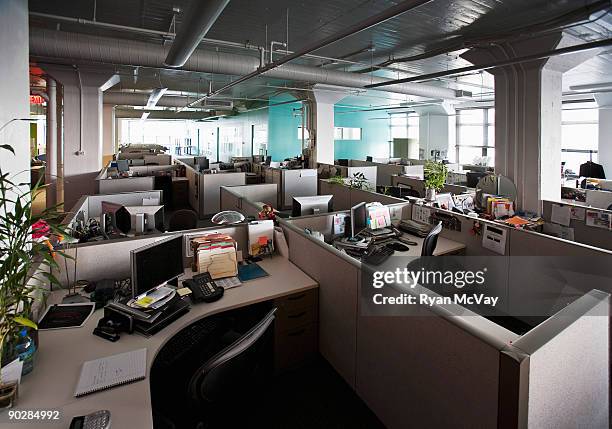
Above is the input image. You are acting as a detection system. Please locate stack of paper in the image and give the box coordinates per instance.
[487,197,514,219]
[191,234,238,279]
[367,205,391,230]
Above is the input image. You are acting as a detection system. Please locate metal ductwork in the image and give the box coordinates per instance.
[115,109,216,120]
[103,92,234,110]
[164,0,231,67]
[30,28,460,100]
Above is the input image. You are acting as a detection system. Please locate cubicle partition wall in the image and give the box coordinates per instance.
[220,184,275,218]
[95,168,156,194]
[391,175,470,197]
[175,158,246,218]
[263,167,318,210]
[319,179,407,211]
[63,190,164,231]
[279,213,610,429]
[541,200,612,251]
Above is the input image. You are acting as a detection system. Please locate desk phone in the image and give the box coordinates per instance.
[183,272,224,303]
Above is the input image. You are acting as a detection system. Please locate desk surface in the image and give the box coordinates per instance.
[14,257,317,429]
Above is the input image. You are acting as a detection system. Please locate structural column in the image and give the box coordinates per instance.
[42,66,119,208]
[413,102,454,161]
[310,85,350,165]
[463,33,597,213]
[594,93,612,176]
[45,77,57,207]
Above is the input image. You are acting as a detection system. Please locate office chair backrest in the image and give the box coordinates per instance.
[188,308,276,405]
[168,209,198,232]
[422,221,443,256]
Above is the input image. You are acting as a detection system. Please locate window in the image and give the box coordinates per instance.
[455,108,494,166]
[253,124,268,157]
[120,119,209,157]
[390,113,419,140]
[334,127,362,140]
[218,126,243,163]
[561,102,598,176]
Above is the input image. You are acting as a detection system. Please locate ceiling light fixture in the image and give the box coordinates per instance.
[146,87,168,108]
[140,112,150,121]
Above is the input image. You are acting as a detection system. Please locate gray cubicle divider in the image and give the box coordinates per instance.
[319,179,406,211]
[263,167,318,209]
[350,159,404,187]
[176,158,246,218]
[95,167,157,194]
[220,186,268,218]
[221,184,278,208]
[55,225,249,288]
[541,200,612,251]
[392,175,469,197]
[278,214,610,429]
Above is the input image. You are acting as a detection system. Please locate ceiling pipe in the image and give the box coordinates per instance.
[146,87,168,108]
[183,0,443,108]
[163,0,231,67]
[103,92,234,110]
[366,37,612,88]
[29,28,459,100]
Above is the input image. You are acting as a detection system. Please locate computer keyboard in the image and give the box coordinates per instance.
[153,318,219,368]
[362,245,394,265]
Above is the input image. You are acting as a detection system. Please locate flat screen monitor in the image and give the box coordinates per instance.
[124,205,164,232]
[130,234,183,297]
[350,202,367,238]
[366,156,373,162]
[292,195,333,217]
[116,159,129,172]
[194,156,209,171]
[101,201,131,234]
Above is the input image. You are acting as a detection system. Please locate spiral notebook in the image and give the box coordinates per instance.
[74,348,147,397]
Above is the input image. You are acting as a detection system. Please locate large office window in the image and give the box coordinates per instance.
[390,112,419,140]
[455,108,494,166]
[253,124,268,157]
[561,102,598,175]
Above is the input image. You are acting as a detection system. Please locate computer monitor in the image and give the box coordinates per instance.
[130,234,184,297]
[292,195,333,217]
[337,159,349,167]
[350,202,367,238]
[116,159,129,172]
[366,156,373,162]
[124,205,164,232]
[194,156,209,171]
[101,201,131,234]
[265,155,272,165]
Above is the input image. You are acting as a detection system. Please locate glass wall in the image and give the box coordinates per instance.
[120,119,201,156]
[390,112,419,140]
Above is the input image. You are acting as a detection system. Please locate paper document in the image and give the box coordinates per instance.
[551,204,571,226]
[570,206,586,221]
[1,359,23,386]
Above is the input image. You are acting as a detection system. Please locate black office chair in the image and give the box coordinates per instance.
[188,308,277,427]
[422,221,443,256]
[168,209,198,232]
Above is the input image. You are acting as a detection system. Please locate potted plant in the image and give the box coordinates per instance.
[0,144,67,408]
[424,161,448,201]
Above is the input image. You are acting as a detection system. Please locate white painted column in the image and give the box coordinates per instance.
[594,93,612,177]
[42,66,118,208]
[311,85,349,165]
[102,104,115,164]
[462,33,598,213]
[413,102,454,160]
[46,77,57,207]
[0,0,29,192]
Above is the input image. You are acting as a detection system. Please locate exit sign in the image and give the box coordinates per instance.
[30,95,45,105]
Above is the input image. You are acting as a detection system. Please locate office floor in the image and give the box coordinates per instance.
[247,357,385,429]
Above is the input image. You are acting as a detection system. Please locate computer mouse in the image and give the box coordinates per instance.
[386,242,411,252]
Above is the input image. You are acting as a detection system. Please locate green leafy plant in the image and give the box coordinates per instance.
[328,175,346,186]
[424,161,448,192]
[0,144,68,382]
[348,172,373,191]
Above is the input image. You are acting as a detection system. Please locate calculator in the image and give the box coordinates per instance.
[69,410,111,429]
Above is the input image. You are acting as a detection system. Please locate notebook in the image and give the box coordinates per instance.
[74,348,147,397]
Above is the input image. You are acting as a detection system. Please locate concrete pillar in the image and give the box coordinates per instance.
[413,102,454,160]
[311,85,350,165]
[0,0,29,193]
[462,33,598,213]
[102,104,115,166]
[42,66,118,208]
[45,77,57,207]
[594,93,612,177]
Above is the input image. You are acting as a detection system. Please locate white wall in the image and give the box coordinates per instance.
[595,94,612,177]
[102,104,115,160]
[0,0,29,190]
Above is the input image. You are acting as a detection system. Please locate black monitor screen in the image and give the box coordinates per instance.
[350,202,367,237]
[130,235,184,297]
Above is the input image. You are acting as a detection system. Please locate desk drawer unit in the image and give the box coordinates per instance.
[274,289,318,372]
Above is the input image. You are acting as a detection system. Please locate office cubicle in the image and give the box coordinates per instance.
[541,200,612,251]
[175,158,246,218]
[263,167,318,210]
[319,179,406,211]
[63,190,164,231]
[391,175,470,197]
[279,212,610,429]
[220,184,276,218]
